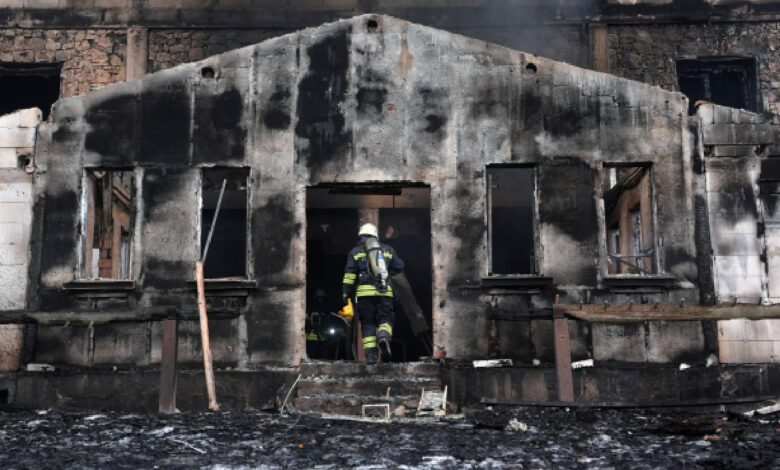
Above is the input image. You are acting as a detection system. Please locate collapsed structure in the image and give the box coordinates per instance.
[0,12,778,410]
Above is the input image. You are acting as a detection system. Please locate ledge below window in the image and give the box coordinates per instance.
[63,280,136,291]
[481,276,554,290]
[186,278,257,296]
[63,280,136,298]
[602,275,677,289]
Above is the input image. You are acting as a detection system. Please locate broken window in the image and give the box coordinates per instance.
[0,63,61,120]
[677,58,757,115]
[602,164,656,275]
[487,167,536,275]
[80,169,135,279]
[200,168,249,279]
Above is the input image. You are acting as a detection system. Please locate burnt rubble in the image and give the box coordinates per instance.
[0,406,778,469]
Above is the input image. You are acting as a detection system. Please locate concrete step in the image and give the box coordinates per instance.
[297,375,441,397]
[293,393,420,416]
[299,360,440,378]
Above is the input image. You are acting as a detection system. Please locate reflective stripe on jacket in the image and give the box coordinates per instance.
[342,241,404,298]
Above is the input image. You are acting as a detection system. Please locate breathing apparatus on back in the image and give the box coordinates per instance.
[359,223,389,293]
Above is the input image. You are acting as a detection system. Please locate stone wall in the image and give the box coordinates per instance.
[607,22,780,117]
[0,28,126,98]
[148,28,292,71]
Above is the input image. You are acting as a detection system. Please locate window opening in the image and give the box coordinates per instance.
[602,165,656,275]
[487,167,536,275]
[80,169,135,279]
[677,57,757,115]
[201,168,249,279]
[0,63,61,120]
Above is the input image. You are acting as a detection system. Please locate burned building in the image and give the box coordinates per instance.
[0,3,779,411]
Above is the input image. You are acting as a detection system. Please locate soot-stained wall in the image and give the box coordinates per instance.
[30,15,703,366]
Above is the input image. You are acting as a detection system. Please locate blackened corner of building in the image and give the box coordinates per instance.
[0,11,778,412]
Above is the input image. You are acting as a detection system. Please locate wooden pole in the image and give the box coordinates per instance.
[196,260,219,410]
[552,294,574,402]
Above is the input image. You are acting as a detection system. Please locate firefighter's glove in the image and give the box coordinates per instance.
[338,298,354,322]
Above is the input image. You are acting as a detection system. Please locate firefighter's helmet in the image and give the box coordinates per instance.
[358,223,378,238]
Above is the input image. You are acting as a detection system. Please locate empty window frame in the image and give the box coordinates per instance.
[677,57,757,115]
[602,164,656,275]
[0,63,62,120]
[487,166,536,275]
[200,168,249,279]
[79,169,135,279]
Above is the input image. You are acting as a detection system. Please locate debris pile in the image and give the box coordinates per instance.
[0,406,777,468]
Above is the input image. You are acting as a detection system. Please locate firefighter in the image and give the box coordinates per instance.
[307,288,350,360]
[342,223,404,364]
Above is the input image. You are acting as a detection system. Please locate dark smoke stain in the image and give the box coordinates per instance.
[545,106,583,137]
[717,180,757,222]
[246,296,290,364]
[52,118,78,144]
[760,159,780,218]
[143,258,191,290]
[84,93,137,166]
[448,176,483,285]
[538,158,598,243]
[761,193,779,218]
[664,246,695,270]
[416,87,449,136]
[142,168,189,217]
[39,288,76,311]
[694,195,716,304]
[253,194,301,280]
[356,87,387,117]
[760,159,780,181]
[38,190,79,278]
[295,28,352,175]
[470,85,506,120]
[193,87,246,163]
[262,88,291,130]
[138,82,191,165]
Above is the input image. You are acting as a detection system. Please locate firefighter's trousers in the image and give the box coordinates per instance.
[356,296,394,353]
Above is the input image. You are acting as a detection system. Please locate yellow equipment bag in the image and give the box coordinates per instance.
[338,298,354,322]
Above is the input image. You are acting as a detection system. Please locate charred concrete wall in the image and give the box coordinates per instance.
[697,103,780,363]
[0,107,40,372]
[21,15,712,369]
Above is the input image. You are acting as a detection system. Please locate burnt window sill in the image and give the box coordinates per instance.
[481,276,554,289]
[63,280,136,290]
[187,278,257,297]
[602,275,676,289]
[63,280,136,298]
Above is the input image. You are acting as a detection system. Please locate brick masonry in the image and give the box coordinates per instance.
[608,22,780,117]
[0,28,126,98]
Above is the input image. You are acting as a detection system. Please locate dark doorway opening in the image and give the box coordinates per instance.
[677,57,757,115]
[306,184,432,362]
[0,63,61,120]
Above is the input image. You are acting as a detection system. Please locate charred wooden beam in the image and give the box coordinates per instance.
[559,302,780,322]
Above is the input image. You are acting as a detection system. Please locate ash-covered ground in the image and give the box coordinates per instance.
[0,406,778,469]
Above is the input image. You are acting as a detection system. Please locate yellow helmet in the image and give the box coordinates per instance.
[358,223,378,238]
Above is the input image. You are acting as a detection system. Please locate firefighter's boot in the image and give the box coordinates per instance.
[363,335,378,365]
[364,347,378,365]
[378,323,392,362]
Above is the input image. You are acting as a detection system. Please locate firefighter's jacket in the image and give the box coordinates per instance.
[342,242,404,298]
